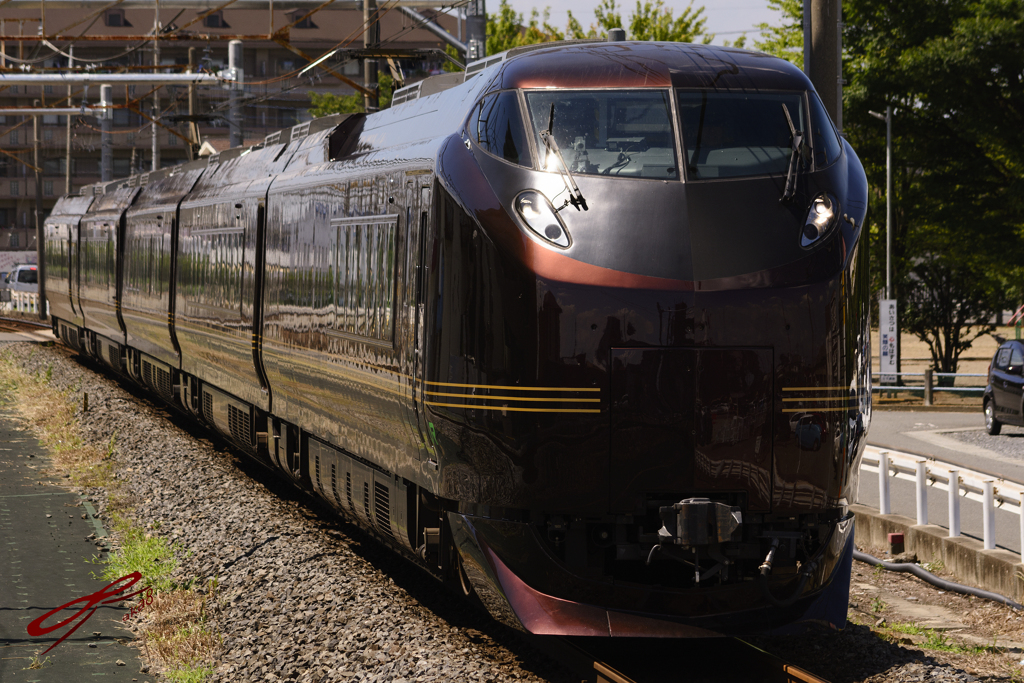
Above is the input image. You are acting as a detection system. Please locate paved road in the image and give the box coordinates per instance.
[0,407,139,682]
[861,410,1024,554]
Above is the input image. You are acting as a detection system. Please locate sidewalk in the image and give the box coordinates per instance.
[0,406,140,682]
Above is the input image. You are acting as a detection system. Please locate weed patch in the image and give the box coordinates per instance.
[0,349,220,681]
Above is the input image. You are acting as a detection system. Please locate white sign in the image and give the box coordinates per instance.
[880,299,898,385]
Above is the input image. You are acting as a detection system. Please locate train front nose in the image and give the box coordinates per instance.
[609,347,774,514]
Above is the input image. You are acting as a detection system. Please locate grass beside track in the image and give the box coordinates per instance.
[0,346,221,682]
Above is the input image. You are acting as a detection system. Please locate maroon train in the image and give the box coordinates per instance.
[45,40,871,637]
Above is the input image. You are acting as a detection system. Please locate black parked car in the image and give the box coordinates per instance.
[984,340,1024,434]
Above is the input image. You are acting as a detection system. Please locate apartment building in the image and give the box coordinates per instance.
[0,4,459,248]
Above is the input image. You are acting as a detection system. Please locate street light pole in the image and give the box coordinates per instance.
[870,105,897,387]
[869,106,893,298]
[885,104,892,299]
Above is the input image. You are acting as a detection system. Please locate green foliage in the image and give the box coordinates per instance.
[442,43,462,72]
[629,0,711,43]
[844,0,1024,371]
[593,0,624,34]
[491,0,712,48]
[164,666,213,683]
[754,0,803,68]
[886,622,991,654]
[487,0,563,55]
[100,512,182,593]
[723,34,748,49]
[308,91,363,117]
[307,73,394,116]
[871,596,887,612]
[377,73,394,110]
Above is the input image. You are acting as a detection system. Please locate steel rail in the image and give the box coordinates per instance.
[530,635,830,683]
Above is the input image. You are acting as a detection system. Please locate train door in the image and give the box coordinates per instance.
[408,178,436,464]
[69,220,82,323]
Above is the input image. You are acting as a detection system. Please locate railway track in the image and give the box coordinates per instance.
[537,634,829,683]
[0,314,50,333]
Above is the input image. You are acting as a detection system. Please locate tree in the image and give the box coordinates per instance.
[754,0,803,68]
[843,0,1024,373]
[307,74,395,116]
[308,91,362,117]
[487,0,562,55]
[629,0,711,43]
[567,0,712,42]
[901,257,1001,382]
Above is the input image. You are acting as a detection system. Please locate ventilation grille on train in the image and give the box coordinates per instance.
[331,464,338,506]
[202,392,214,423]
[107,344,118,369]
[142,360,154,391]
[363,482,371,522]
[291,121,311,140]
[390,81,422,106]
[346,472,352,510]
[228,404,251,446]
[373,481,394,540]
[315,453,322,491]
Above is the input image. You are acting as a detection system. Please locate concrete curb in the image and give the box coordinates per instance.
[853,503,1024,603]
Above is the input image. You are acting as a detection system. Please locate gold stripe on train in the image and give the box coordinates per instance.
[424,401,601,414]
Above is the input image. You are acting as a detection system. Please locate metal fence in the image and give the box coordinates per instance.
[861,445,1024,555]
[872,370,987,404]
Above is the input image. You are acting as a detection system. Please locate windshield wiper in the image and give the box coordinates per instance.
[780,103,803,202]
[539,103,588,212]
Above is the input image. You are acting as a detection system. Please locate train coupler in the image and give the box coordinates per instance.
[656,497,743,547]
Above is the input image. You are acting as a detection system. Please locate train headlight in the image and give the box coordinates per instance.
[801,193,838,248]
[513,190,570,248]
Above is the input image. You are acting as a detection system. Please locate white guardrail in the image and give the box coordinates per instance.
[0,291,42,316]
[862,445,1024,555]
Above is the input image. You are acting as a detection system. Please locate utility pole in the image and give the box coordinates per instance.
[100,84,113,182]
[228,40,243,148]
[33,105,45,319]
[152,0,161,172]
[804,0,842,131]
[65,46,72,194]
[466,0,486,61]
[187,46,199,159]
[363,0,379,112]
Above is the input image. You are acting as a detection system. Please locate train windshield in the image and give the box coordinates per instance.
[678,90,812,180]
[524,90,678,180]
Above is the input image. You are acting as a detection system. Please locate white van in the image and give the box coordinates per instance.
[3,264,39,293]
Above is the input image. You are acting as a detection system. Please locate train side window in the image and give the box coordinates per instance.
[471,91,532,167]
[809,93,843,169]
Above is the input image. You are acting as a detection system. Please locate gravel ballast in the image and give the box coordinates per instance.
[6,340,1024,683]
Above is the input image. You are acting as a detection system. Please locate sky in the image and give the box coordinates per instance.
[504,0,782,45]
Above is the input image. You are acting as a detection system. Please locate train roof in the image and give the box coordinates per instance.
[497,41,810,91]
[391,41,813,108]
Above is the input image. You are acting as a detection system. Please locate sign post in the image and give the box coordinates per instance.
[880,299,898,385]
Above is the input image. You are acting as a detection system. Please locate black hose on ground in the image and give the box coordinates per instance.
[853,549,1024,611]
